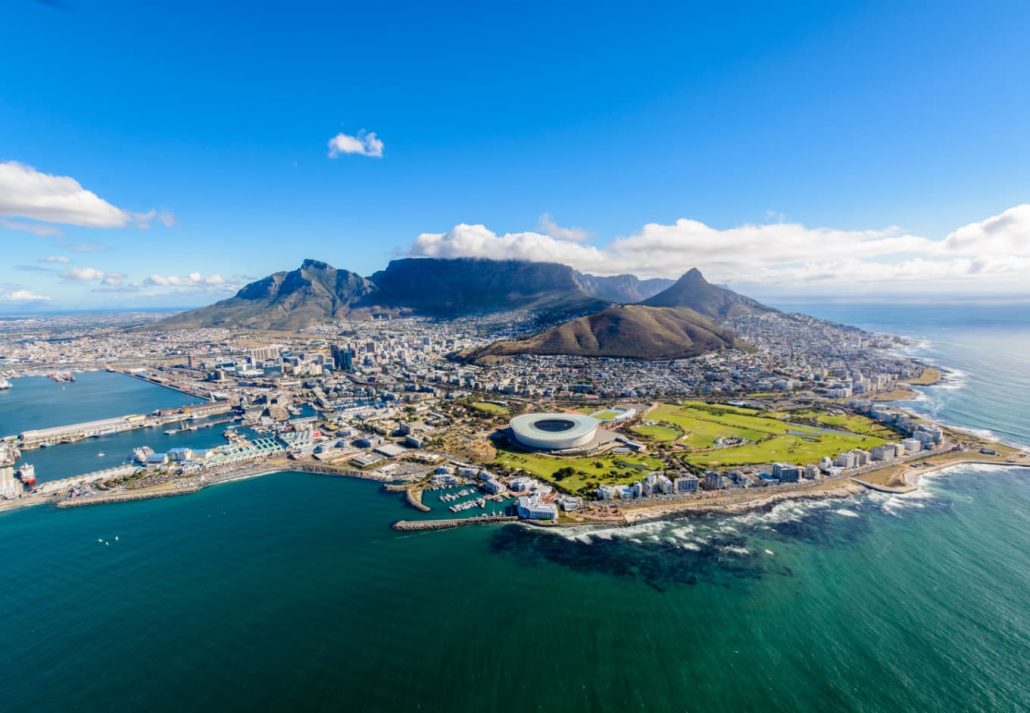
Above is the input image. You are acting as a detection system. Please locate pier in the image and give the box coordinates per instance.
[15,401,234,449]
[112,367,219,400]
[33,464,139,496]
[391,515,517,532]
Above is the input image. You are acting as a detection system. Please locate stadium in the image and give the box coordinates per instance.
[509,413,600,451]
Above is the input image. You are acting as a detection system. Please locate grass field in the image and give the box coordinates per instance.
[637,401,890,467]
[906,367,942,385]
[788,409,896,438]
[630,423,682,442]
[471,401,509,416]
[493,444,664,494]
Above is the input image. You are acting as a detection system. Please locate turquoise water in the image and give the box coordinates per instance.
[0,371,200,434]
[0,371,214,483]
[1,306,1028,712]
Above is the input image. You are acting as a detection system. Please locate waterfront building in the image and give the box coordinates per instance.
[674,475,699,494]
[870,445,894,461]
[728,470,751,487]
[558,496,582,511]
[704,471,729,489]
[482,478,505,495]
[902,438,923,454]
[772,463,803,482]
[516,495,558,521]
[509,477,534,492]
[835,452,857,469]
[0,467,23,499]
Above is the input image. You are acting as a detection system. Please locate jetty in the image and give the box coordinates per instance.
[391,515,517,532]
[56,483,203,508]
[15,401,234,449]
[33,464,139,496]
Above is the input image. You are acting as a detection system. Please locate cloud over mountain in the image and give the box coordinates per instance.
[408,203,1030,293]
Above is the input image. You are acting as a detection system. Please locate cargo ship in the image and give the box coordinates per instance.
[16,464,36,487]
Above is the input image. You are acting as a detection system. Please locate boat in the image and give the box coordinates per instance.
[97,452,106,457]
[0,378,11,390]
[16,464,36,487]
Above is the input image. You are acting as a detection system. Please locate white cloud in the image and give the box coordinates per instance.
[411,223,610,269]
[538,213,589,242]
[0,217,64,237]
[145,272,228,287]
[61,267,125,286]
[0,289,51,302]
[327,130,384,158]
[407,203,1030,293]
[40,255,71,264]
[0,161,173,229]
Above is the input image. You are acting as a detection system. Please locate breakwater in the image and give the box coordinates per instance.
[56,483,203,508]
[405,488,431,512]
[288,462,390,481]
[391,515,517,531]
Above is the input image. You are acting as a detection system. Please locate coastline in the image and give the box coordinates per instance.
[3,358,1027,529]
[5,434,1028,527]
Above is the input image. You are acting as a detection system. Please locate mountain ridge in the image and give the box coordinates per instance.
[154,258,773,331]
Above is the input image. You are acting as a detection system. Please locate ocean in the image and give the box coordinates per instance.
[0,305,1028,712]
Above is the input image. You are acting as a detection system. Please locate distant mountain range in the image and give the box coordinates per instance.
[157,257,773,364]
[157,257,680,330]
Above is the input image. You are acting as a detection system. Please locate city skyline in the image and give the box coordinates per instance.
[2,0,1029,308]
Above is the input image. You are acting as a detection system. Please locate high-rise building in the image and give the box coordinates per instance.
[331,343,354,372]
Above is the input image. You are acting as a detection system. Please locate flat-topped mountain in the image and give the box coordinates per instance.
[462,304,746,363]
[368,258,609,318]
[156,258,773,331]
[641,268,774,321]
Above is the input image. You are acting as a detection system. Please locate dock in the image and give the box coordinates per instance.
[15,402,234,449]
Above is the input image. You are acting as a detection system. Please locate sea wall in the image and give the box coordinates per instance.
[56,484,203,508]
[391,516,517,532]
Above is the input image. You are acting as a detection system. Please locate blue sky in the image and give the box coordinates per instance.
[1,0,1028,309]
